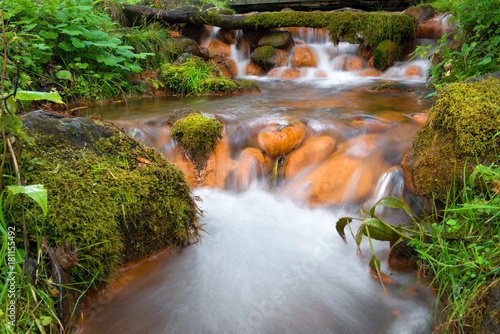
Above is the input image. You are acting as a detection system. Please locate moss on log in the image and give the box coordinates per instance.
[122,4,417,49]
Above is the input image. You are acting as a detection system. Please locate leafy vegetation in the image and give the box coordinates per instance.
[336,159,500,332]
[1,0,182,102]
[414,0,500,89]
[161,55,238,95]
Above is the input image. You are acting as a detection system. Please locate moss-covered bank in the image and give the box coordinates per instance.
[16,111,202,285]
[408,77,500,202]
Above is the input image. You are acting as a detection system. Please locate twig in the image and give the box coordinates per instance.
[8,137,28,333]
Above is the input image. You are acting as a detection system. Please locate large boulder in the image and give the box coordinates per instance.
[405,77,500,202]
[291,45,318,68]
[19,111,201,286]
[257,31,295,50]
[257,121,307,157]
[250,45,288,71]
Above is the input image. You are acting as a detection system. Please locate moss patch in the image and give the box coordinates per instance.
[170,113,223,170]
[374,40,401,70]
[368,81,414,93]
[463,278,500,333]
[409,77,500,201]
[16,111,201,286]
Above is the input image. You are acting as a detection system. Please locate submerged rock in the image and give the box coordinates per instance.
[368,81,415,93]
[19,111,201,286]
[257,121,306,157]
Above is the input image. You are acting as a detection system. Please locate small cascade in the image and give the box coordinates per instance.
[224,26,432,83]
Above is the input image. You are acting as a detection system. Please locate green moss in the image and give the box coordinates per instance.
[368,81,414,92]
[170,113,223,170]
[250,45,280,71]
[462,278,500,333]
[374,40,401,70]
[258,31,294,49]
[16,114,201,286]
[206,7,235,15]
[243,11,416,50]
[234,79,260,92]
[200,78,237,92]
[410,77,500,201]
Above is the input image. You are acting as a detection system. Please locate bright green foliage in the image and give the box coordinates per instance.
[161,56,239,95]
[171,113,223,169]
[415,0,500,88]
[2,0,154,100]
[410,77,500,201]
[120,22,183,69]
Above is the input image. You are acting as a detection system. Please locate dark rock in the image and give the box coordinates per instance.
[172,37,199,55]
[403,5,436,22]
[250,46,288,71]
[368,81,415,93]
[22,110,115,148]
[181,23,212,43]
[217,28,236,44]
[466,71,500,83]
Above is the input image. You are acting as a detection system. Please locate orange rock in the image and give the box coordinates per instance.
[314,70,327,78]
[245,63,265,76]
[281,68,304,79]
[295,40,304,45]
[267,68,282,78]
[416,20,454,39]
[412,112,428,125]
[367,56,375,68]
[155,126,172,149]
[283,136,337,179]
[358,69,383,77]
[344,56,364,71]
[291,45,317,68]
[217,28,236,44]
[401,145,417,195]
[169,31,183,38]
[403,65,422,77]
[201,38,231,58]
[168,134,236,189]
[283,134,389,206]
[235,147,273,190]
[213,57,238,79]
[202,135,236,189]
[257,121,307,157]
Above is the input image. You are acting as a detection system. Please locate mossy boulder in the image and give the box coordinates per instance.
[368,81,414,93]
[250,45,288,71]
[257,31,294,50]
[407,77,500,202]
[170,112,223,170]
[374,40,401,71]
[463,277,500,333]
[17,111,201,285]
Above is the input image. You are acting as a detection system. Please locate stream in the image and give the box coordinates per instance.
[81,29,440,333]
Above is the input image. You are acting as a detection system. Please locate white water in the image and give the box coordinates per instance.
[83,186,435,334]
[229,27,431,87]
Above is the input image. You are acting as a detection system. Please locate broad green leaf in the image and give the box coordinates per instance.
[56,70,72,80]
[8,185,48,216]
[16,90,64,104]
[361,218,400,243]
[61,28,82,36]
[6,96,17,114]
[369,196,406,216]
[335,217,353,242]
[40,315,52,326]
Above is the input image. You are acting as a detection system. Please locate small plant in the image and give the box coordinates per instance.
[335,158,500,332]
[170,112,223,169]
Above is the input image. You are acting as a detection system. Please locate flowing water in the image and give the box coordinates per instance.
[81,29,439,333]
